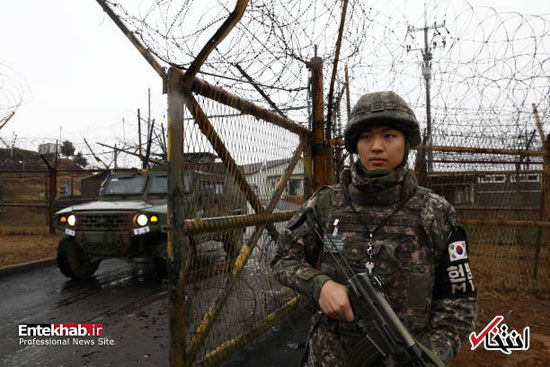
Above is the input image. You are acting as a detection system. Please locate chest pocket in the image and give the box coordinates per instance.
[337,230,433,316]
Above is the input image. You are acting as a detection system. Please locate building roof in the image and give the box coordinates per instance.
[240,158,292,175]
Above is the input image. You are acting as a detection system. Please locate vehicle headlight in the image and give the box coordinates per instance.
[136,214,148,227]
[67,214,76,226]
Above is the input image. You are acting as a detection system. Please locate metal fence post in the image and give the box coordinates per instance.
[167,67,189,367]
[309,57,326,191]
[543,134,550,282]
[40,154,57,234]
[302,134,314,200]
[48,166,56,234]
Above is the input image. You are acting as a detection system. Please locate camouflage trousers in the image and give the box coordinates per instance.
[304,313,396,367]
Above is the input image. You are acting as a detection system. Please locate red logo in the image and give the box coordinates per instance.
[470,316,530,354]
[19,324,103,337]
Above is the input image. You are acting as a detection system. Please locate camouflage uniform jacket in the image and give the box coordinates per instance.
[272,166,478,366]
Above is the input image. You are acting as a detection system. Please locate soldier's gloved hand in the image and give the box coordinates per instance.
[318,280,355,322]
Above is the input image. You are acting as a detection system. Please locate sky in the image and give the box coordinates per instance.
[0,0,164,156]
[0,0,548,163]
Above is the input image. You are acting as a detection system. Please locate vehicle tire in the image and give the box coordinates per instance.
[152,240,168,279]
[223,230,244,259]
[57,236,100,279]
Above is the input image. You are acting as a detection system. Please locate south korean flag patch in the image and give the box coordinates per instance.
[434,225,477,299]
[448,240,468,261]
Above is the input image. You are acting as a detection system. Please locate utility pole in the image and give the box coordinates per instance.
[406,2,448,172]
[147,87,151,142]
[138,108,142,160]
[114,143,118,170]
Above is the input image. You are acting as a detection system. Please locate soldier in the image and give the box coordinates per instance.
[271,91,478,366]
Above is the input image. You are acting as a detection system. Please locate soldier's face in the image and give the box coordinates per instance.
[356,126,405,171]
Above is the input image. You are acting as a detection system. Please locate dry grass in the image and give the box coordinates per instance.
[0,228,61,266]
[470,243,549,292]
[0,225,51,236]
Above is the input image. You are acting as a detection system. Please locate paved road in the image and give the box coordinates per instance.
[0,256,309,366]
[0,259,168,366]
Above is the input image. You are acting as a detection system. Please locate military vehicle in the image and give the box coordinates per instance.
[53,163,246,279]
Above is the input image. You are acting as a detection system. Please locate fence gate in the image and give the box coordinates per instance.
[164,3,317,364]
[97,0,550,365]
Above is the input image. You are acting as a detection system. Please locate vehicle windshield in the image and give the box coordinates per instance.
[147,173,193,194]
[103,175,147,195]
[148,175,167,194]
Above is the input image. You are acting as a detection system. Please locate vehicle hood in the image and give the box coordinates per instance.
[55,200,167,215]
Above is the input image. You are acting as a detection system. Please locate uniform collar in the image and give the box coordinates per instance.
[343,161,418,206]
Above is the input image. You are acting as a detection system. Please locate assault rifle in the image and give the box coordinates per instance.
[301,207,445,367]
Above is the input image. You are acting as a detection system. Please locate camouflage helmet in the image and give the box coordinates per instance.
[344,91,421,153]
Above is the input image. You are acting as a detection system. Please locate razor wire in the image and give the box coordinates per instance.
[103,0,549,146]
[4,0,549,171]
[0,61,28,130]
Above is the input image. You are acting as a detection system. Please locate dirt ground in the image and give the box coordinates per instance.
[1,231,549,366]
[452,288,550,366]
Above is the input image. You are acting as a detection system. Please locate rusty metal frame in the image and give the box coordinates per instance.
[167,68,188,367]
[185,139,305,363]
[183,211,295,235]
[100,0,313,361]
[95,0,309,138]
[308,57,326,192]
[190,77,308,136]
[162,0,316,365]
[167,1,251,363]
[96,0,167,82]
[175,68,281,243]
[193,296,304,367]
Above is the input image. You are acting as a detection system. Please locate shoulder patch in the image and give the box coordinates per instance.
[433,225,476,299]
[447,226,468,261]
